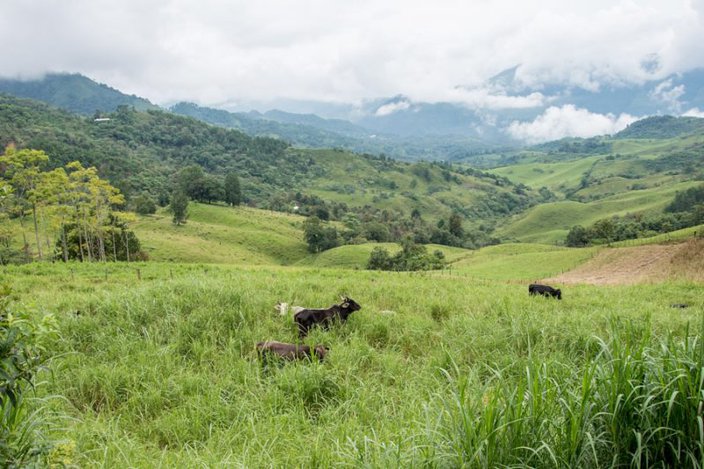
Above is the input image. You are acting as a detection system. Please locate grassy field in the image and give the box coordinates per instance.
[133,204,309,265]
[486,132,704,243]
[3,258,703,467]
[496,181,700,243]
[490,156,601,195]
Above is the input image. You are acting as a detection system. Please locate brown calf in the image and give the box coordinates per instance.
[256,341,328,362]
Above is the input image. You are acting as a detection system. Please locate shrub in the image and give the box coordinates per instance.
[367,239,446,271]
[0,285,57,466]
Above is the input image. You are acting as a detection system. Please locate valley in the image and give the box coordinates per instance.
[1,78,703,467]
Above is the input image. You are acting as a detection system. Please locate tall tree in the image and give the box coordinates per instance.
[64,162,125,262]
[177,165,205,200]
[170,190,189,226]
[224,172,242,206]
[0,146,49,259]
[448,212,464,239]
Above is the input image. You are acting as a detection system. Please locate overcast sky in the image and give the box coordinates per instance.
[1,0,703,143]
[2,0,702,106]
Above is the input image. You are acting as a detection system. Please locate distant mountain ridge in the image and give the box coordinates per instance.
[614,115,704,139]
[2,70,704,161]
[0,73,158,115]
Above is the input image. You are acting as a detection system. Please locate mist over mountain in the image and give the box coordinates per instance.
[1,68,704,160]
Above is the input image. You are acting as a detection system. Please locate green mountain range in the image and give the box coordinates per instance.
[1,75,703,247]
[0,94,538,235]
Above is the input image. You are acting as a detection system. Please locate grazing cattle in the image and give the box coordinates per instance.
[294,296,362,338]
[671,303,689,309]
[529,283,562,300]
[256,341,328,362]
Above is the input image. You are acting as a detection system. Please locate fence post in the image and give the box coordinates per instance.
[137,268,141,281]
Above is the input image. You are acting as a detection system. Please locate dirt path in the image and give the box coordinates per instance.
[544,240,704,285]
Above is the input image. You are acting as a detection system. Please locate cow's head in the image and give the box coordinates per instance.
[340,296,362,312]
[314,345,329,361]
[556,289,562,300]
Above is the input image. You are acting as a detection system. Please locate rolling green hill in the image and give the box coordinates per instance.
[0,94,541,241]
[486,120,704,243]
[496,182,700,243]
[132,204,310,265]
[2,90,703,250]
[131,202,597,282]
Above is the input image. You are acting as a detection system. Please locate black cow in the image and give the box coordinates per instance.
[256,341,328,362]
[294,296,361,337]
[529,283,562,300]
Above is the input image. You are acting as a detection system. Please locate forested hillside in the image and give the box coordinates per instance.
[0,94,546,249]
[0,73,158,114]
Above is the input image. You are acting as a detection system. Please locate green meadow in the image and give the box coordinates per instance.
[496,182,700,243]
[3,83,704,467]
[4,250,703,466]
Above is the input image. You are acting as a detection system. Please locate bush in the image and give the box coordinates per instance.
[367,239,446,271]
[0,285,57,466]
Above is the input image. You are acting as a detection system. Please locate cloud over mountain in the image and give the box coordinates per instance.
[507,105,637,143]
[1,0,702,106]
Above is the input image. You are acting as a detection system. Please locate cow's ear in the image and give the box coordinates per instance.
[342,302,349,308]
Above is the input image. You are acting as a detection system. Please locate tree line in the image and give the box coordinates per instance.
[0,145,144,264]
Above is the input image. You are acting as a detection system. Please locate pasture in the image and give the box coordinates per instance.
[3,259,703,467]
[496,181,700,243]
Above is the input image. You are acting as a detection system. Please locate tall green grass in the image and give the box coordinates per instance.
[2,263,702,466]
[433,319,704,467]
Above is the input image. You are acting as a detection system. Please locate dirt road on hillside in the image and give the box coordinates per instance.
[543,239,704,285]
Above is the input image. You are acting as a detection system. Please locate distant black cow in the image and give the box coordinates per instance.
[529,283,562,300]
[256,341,328,362]
[294,296,361,338]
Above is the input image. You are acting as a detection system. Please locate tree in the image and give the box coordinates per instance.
[363,222,391,242]
[177,165,206,200]
[199,175,224,204]
[367,247,392,270]
[303,216,339,253]
[224,172,242,206]
[565,225,591,247]
[64,162,125,262]
[666,184,704,213]
[132,193,157,215]
[170,190,189,226]
[448,212,464,238]
[0,146,49,259]
[592,218,616,244]
[366,238,446,271]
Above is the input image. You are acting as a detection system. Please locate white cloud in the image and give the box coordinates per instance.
[683,107,704,117]
[375,100,411,116]
[650,79,687,112]
[443,87,550,110]
[0,0,702,106]
[507,105,637,143]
